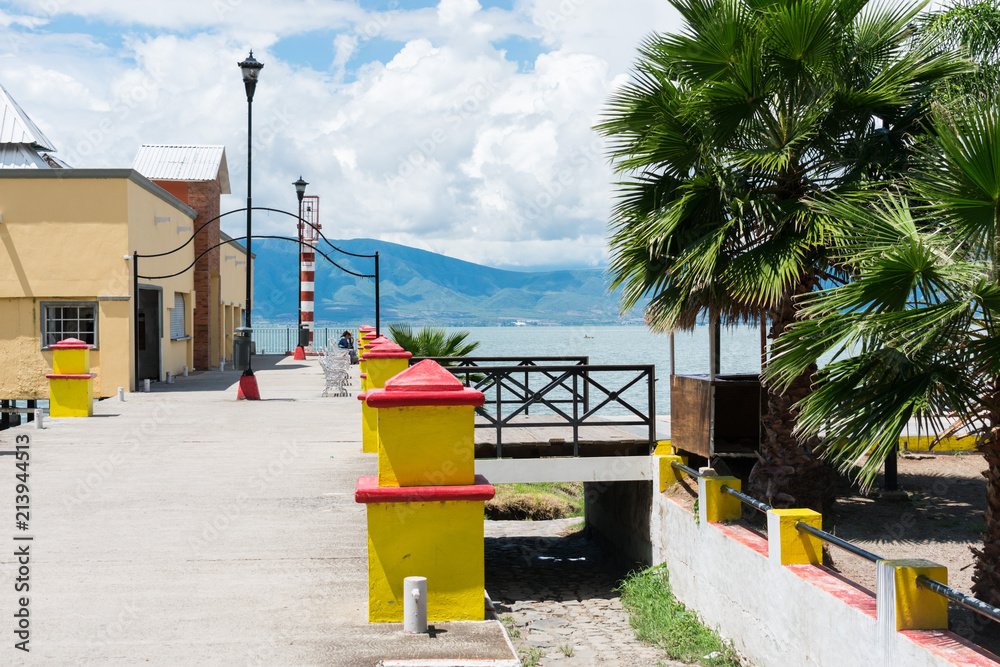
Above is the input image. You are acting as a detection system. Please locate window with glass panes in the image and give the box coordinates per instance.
[41,302,97,349]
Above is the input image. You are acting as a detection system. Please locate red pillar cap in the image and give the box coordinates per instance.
[364,360,485,408]
[50,338,93,350]
[355,474,495,503]
[362,342,412,360]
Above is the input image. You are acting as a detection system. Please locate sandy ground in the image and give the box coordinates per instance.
[666,451,1000,654]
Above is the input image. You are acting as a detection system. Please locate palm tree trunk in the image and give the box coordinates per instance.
[972,381,1000,607]
[747,275,834,513]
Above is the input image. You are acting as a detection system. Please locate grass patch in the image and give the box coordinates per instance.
[486,482,583,520]
[499,615,520,640]
[520,645,544,666]
[618,564,740,666]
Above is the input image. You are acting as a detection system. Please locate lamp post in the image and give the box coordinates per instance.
[238,50,263,399]
[293,176,308,359]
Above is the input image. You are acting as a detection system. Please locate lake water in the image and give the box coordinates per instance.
[446,324,765,417]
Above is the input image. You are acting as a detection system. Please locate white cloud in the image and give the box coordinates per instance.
[0,0,685,269]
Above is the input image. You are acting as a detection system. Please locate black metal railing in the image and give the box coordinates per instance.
[916,575,1000,624]
[795,522,883,563]
[251,327,350,353]
[412,356,591,414]
[422,359,654,457]
[669,460,1000,626]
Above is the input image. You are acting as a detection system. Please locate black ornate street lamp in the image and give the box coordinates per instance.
[238,50,263,399]
[294,176,308,333]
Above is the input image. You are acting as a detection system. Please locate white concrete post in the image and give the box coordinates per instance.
[33,410,42,429]
[220,360,226,372]
[403,576,427,634]
[117,387,125,402]
[143,379,151,393]
[166,372,173,384]
[183,366,189,377]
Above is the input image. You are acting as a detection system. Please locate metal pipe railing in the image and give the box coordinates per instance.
[917,575,1000,624]
[795,522,883,563]
[721,485,772,513]
[667,462,1000,627]
[672,461,702,478]
[670,461,773,512]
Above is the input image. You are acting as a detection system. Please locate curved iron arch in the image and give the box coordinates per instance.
[136,207,377,260]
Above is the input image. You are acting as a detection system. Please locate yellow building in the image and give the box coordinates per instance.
[0,86,252,401]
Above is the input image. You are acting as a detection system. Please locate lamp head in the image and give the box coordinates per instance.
[294,176,308,202]
[238,50,264,101]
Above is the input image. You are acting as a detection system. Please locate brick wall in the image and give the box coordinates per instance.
[154,180,222,371]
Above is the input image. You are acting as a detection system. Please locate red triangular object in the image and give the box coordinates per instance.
[384,359,463,392]
[238,374,260,400]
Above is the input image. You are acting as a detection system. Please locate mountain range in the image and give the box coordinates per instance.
[249,238,646,326]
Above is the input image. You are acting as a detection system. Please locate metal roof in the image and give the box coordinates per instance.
[0,82,56,151]
[132,144,231,194]
[0,143,50,169]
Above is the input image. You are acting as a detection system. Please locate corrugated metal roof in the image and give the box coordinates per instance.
[0,143,50,169]
[132,144,231,194]
[0,83,56,151]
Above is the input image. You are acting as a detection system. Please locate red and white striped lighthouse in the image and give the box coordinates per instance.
[299,195,320,348]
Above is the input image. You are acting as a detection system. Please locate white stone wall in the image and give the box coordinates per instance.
[650,464,994,667]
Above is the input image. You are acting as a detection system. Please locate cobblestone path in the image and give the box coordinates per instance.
[485,519,688,666]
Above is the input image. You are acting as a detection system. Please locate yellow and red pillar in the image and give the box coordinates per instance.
[355,359,491,622]
[46,338,96,418]
[358,340,410,454]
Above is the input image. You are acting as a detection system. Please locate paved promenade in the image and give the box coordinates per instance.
[0,357,511,665]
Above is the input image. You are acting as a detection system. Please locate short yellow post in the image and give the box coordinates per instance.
[697,476,742,523]
[658,454,688,492]
[356,359,489,623]
[358,341,411,454]
[46,338,96,418]
[767,509,822,565]
[877,559,949,630]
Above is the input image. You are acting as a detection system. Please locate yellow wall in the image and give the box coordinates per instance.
[0,171,196,397]
[127,178,196,382]
[219,237,250,364]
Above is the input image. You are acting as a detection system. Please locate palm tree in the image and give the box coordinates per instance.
[387,323,480,359]
[597,0,969,511]
[918,0,1000,107]
[766,105,1000,606]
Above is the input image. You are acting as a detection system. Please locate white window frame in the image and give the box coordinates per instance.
[40,301,99,350]
[170,292,190,341]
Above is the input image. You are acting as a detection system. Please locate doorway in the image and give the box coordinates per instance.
[137,287,161,381]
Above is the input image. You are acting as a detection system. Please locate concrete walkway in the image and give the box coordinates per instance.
[0,356,512,666]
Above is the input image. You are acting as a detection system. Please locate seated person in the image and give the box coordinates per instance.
[338,331,358,364]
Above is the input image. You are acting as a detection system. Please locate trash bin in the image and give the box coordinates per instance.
[233,334,252,371]
[298,327,310,348]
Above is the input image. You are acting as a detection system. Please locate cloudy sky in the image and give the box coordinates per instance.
[0,0,683,270]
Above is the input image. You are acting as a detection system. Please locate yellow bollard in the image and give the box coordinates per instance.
[877,559,949,630]
[657,454,688,492]
[697,476,742,523]
[46,338,96,418]
[358,341,411,454]
[356,359,489,623]
[767,509,822,565]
